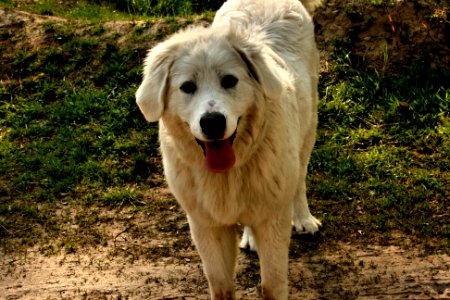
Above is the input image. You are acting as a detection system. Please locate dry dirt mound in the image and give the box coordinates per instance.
[2,1,449,74]
[314,0,449,72]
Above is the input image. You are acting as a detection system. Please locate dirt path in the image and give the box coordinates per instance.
[1,243,449,299]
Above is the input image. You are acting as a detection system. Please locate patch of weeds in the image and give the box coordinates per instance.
[104,0,222,16]
[109,0,193,17]
[362,0,388,6]
[38,243,59,256]
[86,23,107,36]
[172,236,192,251]
[7,0,131,21]
[0,0,14,8]
[130,23,154,43]
[65,2,127,21]
[345,8,364,23]
[156,219,179,233]
[0,201,60,252]
[63,241,78,254]
[100,187,144,207]
[42,21,75,43]
[33,0,59,16]
[94,42,143,86]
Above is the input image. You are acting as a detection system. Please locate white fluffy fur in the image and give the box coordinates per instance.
[136,0,322,298]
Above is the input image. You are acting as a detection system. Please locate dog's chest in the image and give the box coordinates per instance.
[165,160,294,225]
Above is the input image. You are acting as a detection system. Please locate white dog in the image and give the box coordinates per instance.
[136,0,322,298]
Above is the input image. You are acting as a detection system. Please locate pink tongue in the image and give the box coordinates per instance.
[204,138,236,173]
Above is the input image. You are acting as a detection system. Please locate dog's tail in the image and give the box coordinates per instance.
[300,0,322,14]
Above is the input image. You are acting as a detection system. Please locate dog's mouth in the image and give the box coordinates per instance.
[196,131,237,173]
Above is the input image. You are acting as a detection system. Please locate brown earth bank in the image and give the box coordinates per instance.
[1,0,449,74]
[314,0,450,73]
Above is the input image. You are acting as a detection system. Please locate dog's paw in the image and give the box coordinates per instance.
[239,226,257,252]
[293,214,322,234]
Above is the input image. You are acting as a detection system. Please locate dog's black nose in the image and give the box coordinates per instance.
[200,112,226,140]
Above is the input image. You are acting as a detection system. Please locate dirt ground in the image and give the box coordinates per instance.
[1,188,449,299]
[1,238,449,299]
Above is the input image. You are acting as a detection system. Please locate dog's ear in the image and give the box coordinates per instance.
[136,43,175,122]
[228,30,283,100]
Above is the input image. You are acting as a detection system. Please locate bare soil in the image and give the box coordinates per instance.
[314,0,450,73]
[1,188,449,299]
[1,237,449,299]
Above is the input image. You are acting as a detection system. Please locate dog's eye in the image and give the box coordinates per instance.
[180,81,197,94]
[221,75,238,89]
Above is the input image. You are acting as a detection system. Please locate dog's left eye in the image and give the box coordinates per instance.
[221,75,238,89]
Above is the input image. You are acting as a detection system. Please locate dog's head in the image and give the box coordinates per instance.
[136,26,282,173]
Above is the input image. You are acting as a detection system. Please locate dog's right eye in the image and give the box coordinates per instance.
[180,81,197,94]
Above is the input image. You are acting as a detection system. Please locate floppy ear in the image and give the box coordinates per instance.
[136,43,175,122]
[228,30,283,100]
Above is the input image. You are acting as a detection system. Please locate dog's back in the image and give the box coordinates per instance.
[214,0,318,56]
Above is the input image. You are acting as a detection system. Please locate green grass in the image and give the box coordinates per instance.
[0,0,218,20]
[308,50,450,251]
[0,0,132,21]
[0,0,449,255]
[0,10,171,250]
[97,0,221,17]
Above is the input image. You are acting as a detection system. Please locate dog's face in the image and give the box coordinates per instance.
[167,36,255,173]
[136,27,282,173]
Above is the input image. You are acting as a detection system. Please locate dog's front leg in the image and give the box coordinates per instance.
[188,216,238,300]
[252,212,292,300]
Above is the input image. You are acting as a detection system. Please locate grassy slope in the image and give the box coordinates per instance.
[0,0,449,254]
